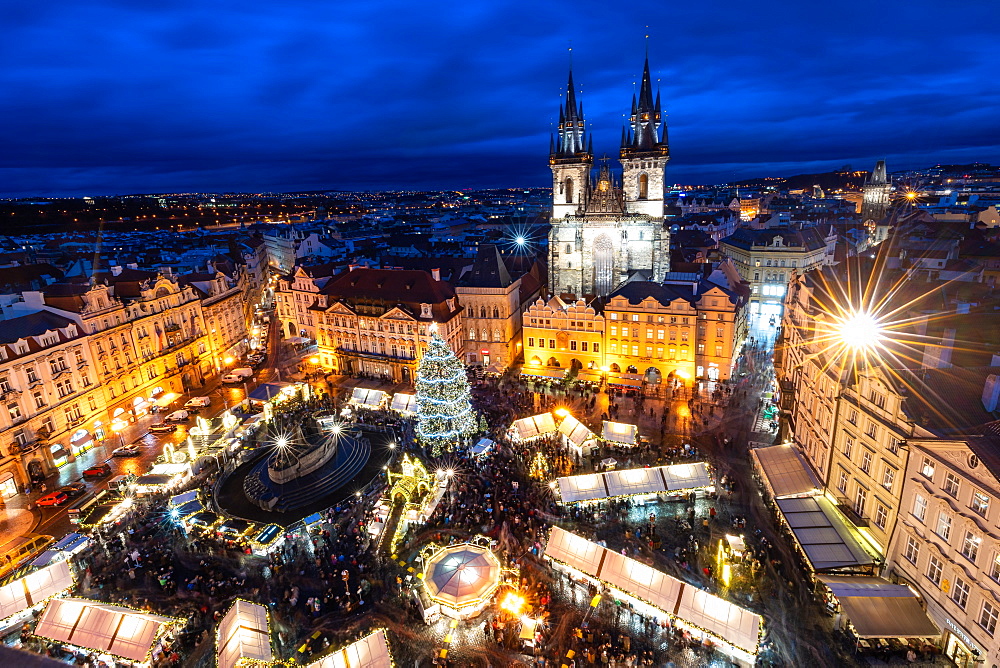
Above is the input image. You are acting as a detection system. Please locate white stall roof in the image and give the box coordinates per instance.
[169,490,198,507]
[390,393,417,413]
[543,526,607,576]
[543,528,761,657]
[306,629,393,668]
[751,445,822,499]
[35,598,177,663]
[602,421,638,445]
[775,496,876,571]
[0,560,73,620]
[556,463,712,504]
[557,414,597,447]
[510,413,558,441]
[216,600,272,668]
[558,473,608,504]
[350,388,386,408]
[676,584,762,655]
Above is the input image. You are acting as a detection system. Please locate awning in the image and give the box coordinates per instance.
[349,387,387,408]
[390,392,417,413]
[607,375,643,388]
[602,420,639,445]
[35,597,178,663]
[576,371,603,383]
[470,438,494,456]
[153,392,180,408]
[169,490,198,507]
[816,575,940,638]
[216,600,272,668]
[557,414,598,448]
[172,499,203,520]
[751,444,822,499]
[305,629,393,668]
[248,383,291,402]
[520,367,566,380]
[52,533,90,556]
[544,527,761,657]
[775,496,877,572]
[285,336,310,344]
[70,430,90,445]
[0,560,73,620]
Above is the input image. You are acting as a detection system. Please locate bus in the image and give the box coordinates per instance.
[0,534,54,582]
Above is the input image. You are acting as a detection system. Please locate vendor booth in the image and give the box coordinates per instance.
[349,388,388,410]
[216,600,272,668]
[509,413,558,442]
[390,392,417,414]
[0,560,73,621]
[35,598,180,665]
[557,413,599,456]
[602,421,639,447]
[544,527,762,666]
[556,463,713,504]
[305,629,393,668]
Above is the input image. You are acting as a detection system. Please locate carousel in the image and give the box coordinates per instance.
[421,541,502,620]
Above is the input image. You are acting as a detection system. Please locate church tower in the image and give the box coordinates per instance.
[620,56,670,218]
[550,70,593,220]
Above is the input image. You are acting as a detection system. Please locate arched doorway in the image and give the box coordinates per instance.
[27,460,44,483]
[626,365,638,374]
[546,357,560,367]
[593,234,615,296]
[570,359,583,371]
[401,367,411,384]
[644,367,662,384]
[707,365,720,381]
[287,321,296,338]
[609,363,621,373]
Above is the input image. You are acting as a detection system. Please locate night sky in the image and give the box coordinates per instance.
[3,0,998,196]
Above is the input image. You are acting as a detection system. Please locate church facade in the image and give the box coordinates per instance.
[548,58,671,299]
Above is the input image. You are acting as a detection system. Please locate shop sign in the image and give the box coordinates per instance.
[946,618,978,653]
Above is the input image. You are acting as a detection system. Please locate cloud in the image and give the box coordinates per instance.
[1,0,997,196]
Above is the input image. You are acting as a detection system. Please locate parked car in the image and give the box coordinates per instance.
[184,397,211,410]
[83,463,112,479]
[36,491,69,507]
[59,482,87,498]
[222,368,253,383]
[164,410,190,423]
[149,423,177,434]
[112,445,141,457]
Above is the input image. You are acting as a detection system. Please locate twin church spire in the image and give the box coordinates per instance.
[549,55,669,165]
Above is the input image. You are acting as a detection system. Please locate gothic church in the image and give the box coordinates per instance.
[548,57,671,299]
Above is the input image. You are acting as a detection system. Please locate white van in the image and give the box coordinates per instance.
[184,397,211,410]
[222,368,253,383]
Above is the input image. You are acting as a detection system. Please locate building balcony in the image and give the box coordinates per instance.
[835,497,870,527]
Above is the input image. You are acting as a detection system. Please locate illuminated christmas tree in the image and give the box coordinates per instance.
[415,329,477,455]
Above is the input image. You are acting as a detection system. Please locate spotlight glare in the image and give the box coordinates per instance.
[515,235,526,245]
[837,310,883,352]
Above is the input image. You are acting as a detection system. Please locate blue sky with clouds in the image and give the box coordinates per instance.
[2,0,997,196]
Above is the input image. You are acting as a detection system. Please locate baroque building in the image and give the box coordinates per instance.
[548,59,670,299]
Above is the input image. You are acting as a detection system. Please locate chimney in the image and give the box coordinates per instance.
[431,268,441,281]
[110,265,123,276]
[984,375,1000,412]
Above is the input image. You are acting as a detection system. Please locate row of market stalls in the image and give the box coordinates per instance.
[555,463,713,504]
[215,600,393,668]
[507,410,641,456]
[544,527,762,666]
[347,387,419,416]
[520,367,645,389]
[750,444,942,647]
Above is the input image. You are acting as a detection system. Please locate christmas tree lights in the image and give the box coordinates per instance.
[415,331,477,455]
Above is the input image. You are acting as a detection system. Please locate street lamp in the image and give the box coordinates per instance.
[835,310,884,353]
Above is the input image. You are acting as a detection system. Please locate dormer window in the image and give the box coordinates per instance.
[420,303,432,318]
[446,298,455,312]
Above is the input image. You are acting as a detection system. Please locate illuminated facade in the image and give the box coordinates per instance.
[522,297,605,372]
[548,59,670,299]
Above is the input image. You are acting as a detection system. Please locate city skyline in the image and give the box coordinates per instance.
[3,0,998,197]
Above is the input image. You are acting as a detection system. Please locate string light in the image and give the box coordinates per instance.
[415,331,477,456]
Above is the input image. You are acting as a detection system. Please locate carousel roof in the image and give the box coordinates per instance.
[423,543,501,609]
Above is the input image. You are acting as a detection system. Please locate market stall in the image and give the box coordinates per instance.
[556,463,713,504]
[349,388,388,410]
[34,598,180,665]
[216,600,272,668]
[305,629,393,668]
[0,560,73,621]
[390,392,417,414]
[602,421,639,447]
[557,413,599,455]
[509,413,558,442]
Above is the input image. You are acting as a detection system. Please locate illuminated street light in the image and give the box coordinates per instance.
[224,356,234,365]
[515,235,526,246]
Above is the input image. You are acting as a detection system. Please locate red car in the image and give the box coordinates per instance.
[36,491,69,507]
[83,463,112,479]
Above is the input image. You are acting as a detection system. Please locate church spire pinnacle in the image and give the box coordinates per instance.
[621,52,669,160]
[551,65,592,163]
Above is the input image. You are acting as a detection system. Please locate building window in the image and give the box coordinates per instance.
[961,531,981,563]
[854,487,867,517]
[921,458,935,479]
[527,338,534,348]
[865,421,877,439]
[952,577,970,610]
[903,535,919,563]
[570,341,577,351]
[873,503,888,530]
[7,403,21,421]
[843,435,854,459]
[837,469,848,493]
[592,343,599,353]
[913,494,927,522]
[869,390,886,409]
[991,555,1000,582]
[860,450,873,474]
[887,437,901,455]
[936,512,952,541]
[581,342,588,352]
[972,491,991,517]
[880,467,895,492]
[847,408,858,425]
[943,472,960,497]
[33,392,45,409]
[926,555,943,586]
[980,601,999,636]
